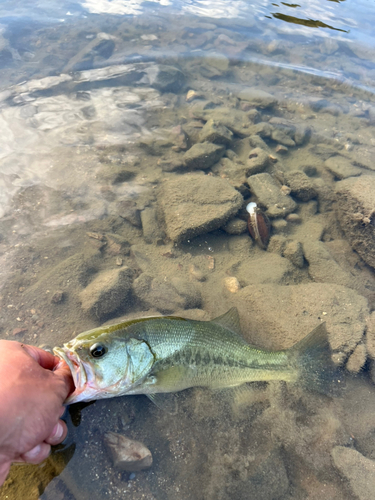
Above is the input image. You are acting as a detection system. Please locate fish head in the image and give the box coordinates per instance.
[54,330,155,404]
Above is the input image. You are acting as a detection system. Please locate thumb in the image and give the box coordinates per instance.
[53,360,75,400]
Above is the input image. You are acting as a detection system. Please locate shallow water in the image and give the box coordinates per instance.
[1,0,375,499]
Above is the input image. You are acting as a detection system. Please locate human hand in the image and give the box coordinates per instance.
[0,340,74,486]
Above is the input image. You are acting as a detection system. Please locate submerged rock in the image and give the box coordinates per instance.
[237,88,277,108]
[246,147,270,175]
[199,119,233,145]
[140,207,165,244]
[332,446,375,500]
[158,174,243,243]
[324,156,362,179]
[247,172,297,217]
[145,64,185,92]
[335,175,375,269]
[284,170,318,201]
[230,283,368,363]
[104,432,152,472]
[79,267,133,319]
[133,273,201,314]
[182,142,225,170]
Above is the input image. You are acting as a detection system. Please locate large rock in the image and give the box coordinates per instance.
[335,175,375,269]
[158,173,243,243]
[332,446,375,500]
[225,283,369,368]
[79,267,133,319]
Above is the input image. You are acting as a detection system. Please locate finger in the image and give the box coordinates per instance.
[21,344,59,370]
[21,442,51,465]
[54,361,75,397]
[0,462,10,487]
[45,420,68,446]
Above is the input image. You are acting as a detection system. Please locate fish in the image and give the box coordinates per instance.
[53,308,341,406]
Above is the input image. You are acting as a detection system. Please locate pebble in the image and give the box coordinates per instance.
[282,240,305,268]
[186,89,199,102]
[12,327,27,336]
[285,213,301,223]
[104,432,152,472]
[224,276,241,293]
[189,265,206,282]
[51,290,64,303]
[222,218,247,235]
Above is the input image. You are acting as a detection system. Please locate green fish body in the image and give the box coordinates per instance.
[53,308,338,405]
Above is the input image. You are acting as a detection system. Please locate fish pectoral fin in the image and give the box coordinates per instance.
[210,307,243,338]
[146,393,179,415]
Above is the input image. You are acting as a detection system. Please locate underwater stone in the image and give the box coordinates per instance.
[183,142,225,170]
[324,156,362,179]
[346,343,367,373]
[199,119,233,146]
[237,88,277,108]
[335,175,375,269]
[145,64,185,92]
[271,129,296,147]
[104,432,152,472]
[246,147,270,175]
[247,172,297,218]
[233,283,368,358]
[222,217,247,235]
[133,274,201,314]
[282,240,305,268]
[158,174,243,243]
[141,207,165,244]
[224,276,241,293]
[284,170,318,201]
[79,267,133,319]
[332,446,375,500]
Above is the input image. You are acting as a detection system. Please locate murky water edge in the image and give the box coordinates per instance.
[1,5,375,500]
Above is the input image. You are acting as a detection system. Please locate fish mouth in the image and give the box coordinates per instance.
[53,347,94,404]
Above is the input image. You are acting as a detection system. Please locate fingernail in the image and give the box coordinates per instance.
[51,422,63,440]
[25,444,41,459]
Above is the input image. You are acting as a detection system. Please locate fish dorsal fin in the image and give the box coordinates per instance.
[211,307,243,337]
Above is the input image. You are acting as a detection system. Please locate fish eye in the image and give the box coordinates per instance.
[90,343,107,358]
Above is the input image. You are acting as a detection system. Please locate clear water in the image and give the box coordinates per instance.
[1,1,375,499]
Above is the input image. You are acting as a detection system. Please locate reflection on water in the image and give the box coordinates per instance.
[270,12,349,31]
[1,0,375,499]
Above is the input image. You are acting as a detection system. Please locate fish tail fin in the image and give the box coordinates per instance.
[289,322,344,397]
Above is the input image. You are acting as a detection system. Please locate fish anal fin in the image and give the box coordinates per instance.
[146,393,179,415]
[211,307,243,337]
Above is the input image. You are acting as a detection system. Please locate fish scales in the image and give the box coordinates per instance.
[133,318,295,392]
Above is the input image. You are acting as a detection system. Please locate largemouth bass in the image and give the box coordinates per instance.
[53,308,339,405]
